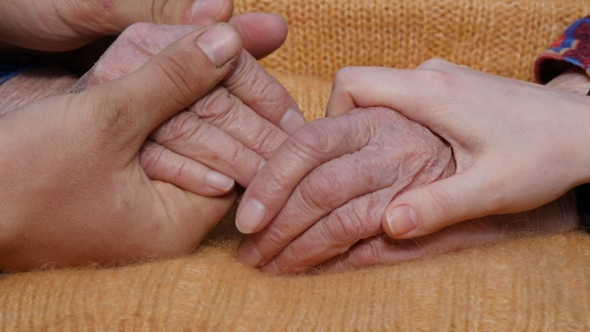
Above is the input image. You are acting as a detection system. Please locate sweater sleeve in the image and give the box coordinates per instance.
[535,16,590,84]
[0,55,48,85]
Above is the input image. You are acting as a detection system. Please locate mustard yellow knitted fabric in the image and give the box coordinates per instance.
[2,0,590,330]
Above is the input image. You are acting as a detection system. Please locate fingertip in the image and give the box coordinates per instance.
[230,12,289,59]
[236,198,268,234]
[205,170,235,193]
[196,24,242,67]
[191,0,233,23]
[383,204,418,238]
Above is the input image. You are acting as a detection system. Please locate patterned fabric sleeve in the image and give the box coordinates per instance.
[0,55,48,85]
[535,16,590,84]
[535,16,590,231]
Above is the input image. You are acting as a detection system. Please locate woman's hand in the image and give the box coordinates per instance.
[326,60,590,240]
[0,24,241,271]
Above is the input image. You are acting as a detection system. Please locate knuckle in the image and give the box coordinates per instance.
[149,0,181,23]
[139,141,167,175]
[289,121,334,158]
[321,210,365,247]
[352,240,382,267]
[299,167,349,212]
[223,53,259,88]
[159,112,204,144]
[263,226,289,249]
[193,87,237,120]
[252,126,285,157]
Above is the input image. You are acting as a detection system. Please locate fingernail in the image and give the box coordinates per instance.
[237,238,264,266]
[279,109,306,135]
[386,205,418,236]
[196,25,239,67]
[191,0,223,20]
[205,170,234,192]
[261,260,280,274]
[236,199,267,234]
[258,160,266,172]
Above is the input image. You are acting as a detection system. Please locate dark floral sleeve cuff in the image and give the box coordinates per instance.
[535,16,590,84]
[0,54,48,85]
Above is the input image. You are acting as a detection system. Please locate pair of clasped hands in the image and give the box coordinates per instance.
[0,0,587,272]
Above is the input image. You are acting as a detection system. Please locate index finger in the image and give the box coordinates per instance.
[222,50,305,135]
[326,66,437,124]
[235,114,371,234]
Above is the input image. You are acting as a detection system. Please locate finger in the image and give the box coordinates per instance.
[81,23,241,149]
[325,191,581,272]
[235,113,373,236]
[319,236,428,272]
[223,50,304,134]
[229,13,289,60]
[381,165,505,239]
[151,181,237,254]
[139,140,234,196]
[0,0,233,51]
[259,188,389,274]
[190,86,289,159]
[150,111,265,188]
[326,66,441,127]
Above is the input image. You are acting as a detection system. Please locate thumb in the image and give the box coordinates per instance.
[382,168,501,239]
[79,23,241,149]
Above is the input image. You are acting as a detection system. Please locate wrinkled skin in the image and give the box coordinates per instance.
[236,107,579,274]
[0,25,241,271]
[0,19,300,271]
[73,23,302,196]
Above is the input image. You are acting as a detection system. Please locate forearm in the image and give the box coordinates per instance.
[0,66,77,115]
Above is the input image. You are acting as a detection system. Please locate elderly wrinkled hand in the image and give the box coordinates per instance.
[235,107,454,272]
[235,106,579,274]
[71,23,303,196]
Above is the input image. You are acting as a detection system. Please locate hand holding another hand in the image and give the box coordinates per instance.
[234,62,585,274]
[72,23,302,196]
[0,24,241,271]
[328,61,590,240]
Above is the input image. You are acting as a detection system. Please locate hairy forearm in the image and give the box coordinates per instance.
[0,66,77,115]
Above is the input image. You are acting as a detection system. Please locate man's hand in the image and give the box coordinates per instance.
[0,24,241,271]
[72,23,303,195]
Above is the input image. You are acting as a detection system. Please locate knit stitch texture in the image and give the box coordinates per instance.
[1,0,590,330]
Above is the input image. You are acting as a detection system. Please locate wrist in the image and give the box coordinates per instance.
[0,66,77,115]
